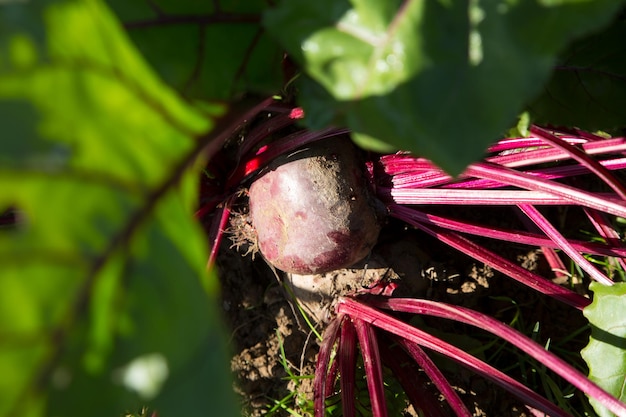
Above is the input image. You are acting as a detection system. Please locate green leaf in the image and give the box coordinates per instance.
[106,0,284,101]
[581,282,626,417]
[0,1,236,416]
[529,17,626,132]
[264,0,625,174]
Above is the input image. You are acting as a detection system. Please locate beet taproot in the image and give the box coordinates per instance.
[248,137,383,274]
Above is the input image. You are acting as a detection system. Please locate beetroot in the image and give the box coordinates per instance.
[248,137,383,274]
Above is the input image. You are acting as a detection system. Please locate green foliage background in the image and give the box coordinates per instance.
[1,0,625,416]
[0,1,235,416]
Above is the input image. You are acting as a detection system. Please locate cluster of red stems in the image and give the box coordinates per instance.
[198,98,626,417]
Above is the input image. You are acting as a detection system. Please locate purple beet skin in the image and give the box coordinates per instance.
[248,137,382,274]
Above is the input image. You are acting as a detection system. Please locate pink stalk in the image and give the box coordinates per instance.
[487,138,626,169]
[339,318,357,417]
[390,205,590,309]
[396,338,472,417]
[583,208,626,272]
[391,207,626,258]
[379,156,451,188]
[513,208,570,283]
[314,316,342,417]
[517,204,613,285]
[487,137,585,153]
[582,137,626,153]
[379,154,438,173]
[206,194,236,268]
[378,340,449,416]
[445,157,626,190]
[542,247,569,281]
[383,187,580,205]
[466,162,626,218]
[383,137,626,177]
[353,319,388,417]
[194,196,223,220]
[381,137,626,192]
[530,126,626,200]
[337,298,573,417]
[325,330,342,399]
[226,127,349,188]
[366,297,626,417]
[325,348,340,398]
[235,104,303,159]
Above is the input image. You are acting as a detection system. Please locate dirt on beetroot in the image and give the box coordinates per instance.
[248,136,382,275]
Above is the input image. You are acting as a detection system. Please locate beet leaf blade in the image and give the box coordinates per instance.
[264,0,624,174]
[0,1,235,416]
[582,282,626,417]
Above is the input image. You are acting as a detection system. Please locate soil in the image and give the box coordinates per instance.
[216,204,594,416]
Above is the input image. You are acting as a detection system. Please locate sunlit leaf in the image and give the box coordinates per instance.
[581,282,626,417]
[0,1,236,416]
[264,0,625,174]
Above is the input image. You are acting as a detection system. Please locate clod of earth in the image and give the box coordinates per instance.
[248,137,383,274]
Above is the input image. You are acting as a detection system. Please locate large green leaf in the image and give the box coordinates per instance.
[581,282,626,417]
[264,0,625,174]
[530,17,626,132]
[105,0,284,101]
[0,1,236,416]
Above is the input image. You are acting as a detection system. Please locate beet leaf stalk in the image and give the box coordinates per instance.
[332,296,626,417]
[313,127,626,415]
[379,127,626,307]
